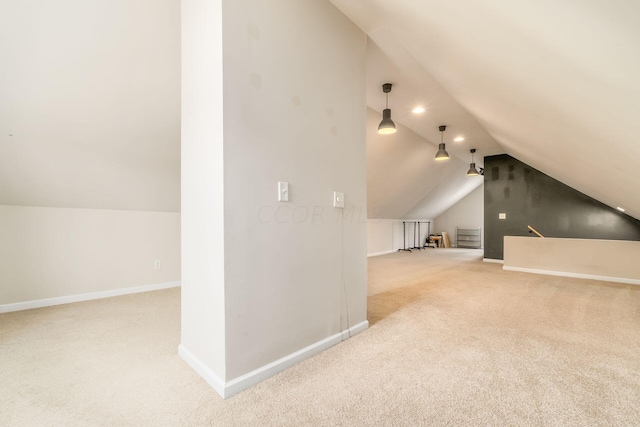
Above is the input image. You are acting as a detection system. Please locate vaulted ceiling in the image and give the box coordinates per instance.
[333,0,640,220]
[2,1,639,221]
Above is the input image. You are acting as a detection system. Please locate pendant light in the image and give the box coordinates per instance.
[467,149,479,176]
[377,83,397,134]
[435,125,450,160]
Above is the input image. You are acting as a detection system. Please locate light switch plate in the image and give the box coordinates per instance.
[278,182,289,202]
[333,191,344,208]
[499,213,506,219]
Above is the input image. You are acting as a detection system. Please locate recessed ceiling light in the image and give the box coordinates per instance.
[412,107,425,114]
[454,137,464,142]
[617,207,626,212]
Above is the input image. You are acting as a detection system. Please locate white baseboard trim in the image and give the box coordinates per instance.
[367,250,396,257]
[503,266,640,285]
[180,320,369,399]
[0,281,181,313]
[224,320,369,398]
[483,258,504,264]
[178,344,225,397]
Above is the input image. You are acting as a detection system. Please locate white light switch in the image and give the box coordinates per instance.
[333,191,344,208]
[278,182,289,202]
[499,213,506,219]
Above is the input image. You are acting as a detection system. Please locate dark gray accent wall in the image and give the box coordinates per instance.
[484,154,640,260]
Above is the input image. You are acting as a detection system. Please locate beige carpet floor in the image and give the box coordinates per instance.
[1,249,639,426]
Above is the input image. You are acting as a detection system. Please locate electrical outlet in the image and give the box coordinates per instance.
[154,260,161,270]
[333,191,344,208]
[499,213,506,219]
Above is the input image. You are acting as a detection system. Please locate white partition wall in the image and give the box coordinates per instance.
[181,0,368,398]
[503,236,640,284]
[180,0,227,391]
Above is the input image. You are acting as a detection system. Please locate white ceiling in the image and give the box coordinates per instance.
[333,0,640,220]
[0,0,180,212]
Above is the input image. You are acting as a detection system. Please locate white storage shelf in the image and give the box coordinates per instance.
[456,227,481,249]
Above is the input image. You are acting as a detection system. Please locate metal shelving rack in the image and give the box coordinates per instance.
[456,227,481,249]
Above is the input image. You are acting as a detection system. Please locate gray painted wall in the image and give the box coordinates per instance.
[484,154,640,260]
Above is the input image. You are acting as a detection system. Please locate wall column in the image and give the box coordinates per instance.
[180,0,368,399]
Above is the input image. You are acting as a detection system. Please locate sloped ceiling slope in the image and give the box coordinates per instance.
[365,38,502,219]
[367,108,483,219]
[0,0,180,212]
[333,0,640,220]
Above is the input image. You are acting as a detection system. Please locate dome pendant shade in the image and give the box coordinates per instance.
[378,108,397,134]
[435,143,449,160]
[378,83,397,135]
[434,125,450,161]
[467,148,479,176]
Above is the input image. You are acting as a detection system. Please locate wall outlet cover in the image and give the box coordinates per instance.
[334,191,345,208]
[499,213,507,219]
